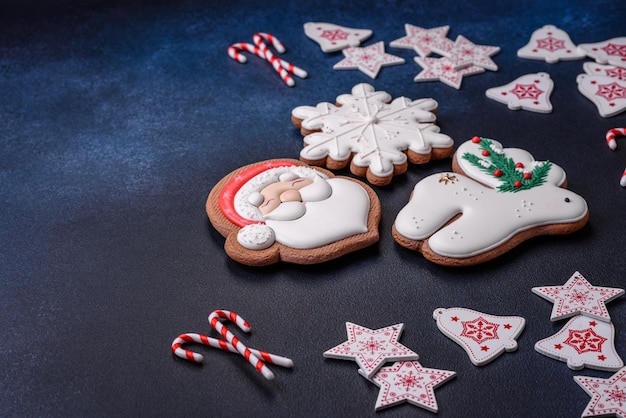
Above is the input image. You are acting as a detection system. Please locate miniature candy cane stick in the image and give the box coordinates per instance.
[252,33,308,78]
[605,128,626,187]
[251,35,295,87]
[171,333,294,367]
[254,32,286,54]
[227,42,265,64]
[209,309,275,380]
[606,128,626,150]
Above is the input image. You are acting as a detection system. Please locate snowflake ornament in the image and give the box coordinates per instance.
[575,367,626,418]
[577,73,626,117]
[485,72,554,113]
[532,271,624,322]
[333,41,405,79]
[291,83,454,186]
[433,307,526,366]
[517,25,585,63]
[359,361,456,412]
[323,322,419,378]
[535,315,623,371]
[389,24,454,57]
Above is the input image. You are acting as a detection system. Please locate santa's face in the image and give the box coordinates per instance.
[257,176,314,216]
[247,172,334,222]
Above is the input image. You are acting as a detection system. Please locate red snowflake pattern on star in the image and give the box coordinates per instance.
[596,82,626,101]
[365,361,456,412]
[460,316,499,344]
[532,271,624,322]
[509,83,544,100]
[324,322,419,378]
[564,327,607,354]
[575,367,626,417]
[320,29,349,42]
[358,336,387,355]
[536,36,566,52]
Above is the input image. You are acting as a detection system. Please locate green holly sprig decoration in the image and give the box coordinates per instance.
[462,137,552,193]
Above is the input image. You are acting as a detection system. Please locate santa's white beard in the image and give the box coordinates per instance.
[262,201,306,221]
[264,178,370,249]
[261,175,333,222]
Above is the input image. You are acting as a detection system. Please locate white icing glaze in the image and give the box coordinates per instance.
[233,166,327,222]
[266,178,370,249]
[394,138,588,259]
[292,83,451,178]
[237,223,275,250]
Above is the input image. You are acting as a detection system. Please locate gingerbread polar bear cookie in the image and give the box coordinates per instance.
[392,137,589,266]
[206,159,380,266]
[291,83,454,186]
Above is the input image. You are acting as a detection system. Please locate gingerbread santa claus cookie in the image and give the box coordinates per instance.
[392,137,589,266]
[291,83,454,186]
[206,159,380,266]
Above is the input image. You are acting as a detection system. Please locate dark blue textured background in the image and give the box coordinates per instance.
[2,0,626,416]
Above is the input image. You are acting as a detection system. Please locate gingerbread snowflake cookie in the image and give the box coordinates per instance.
[206,159,380,266]
[291,83,454,186]
[392,137,589,266]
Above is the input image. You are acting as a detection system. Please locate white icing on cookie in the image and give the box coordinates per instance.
[394,138,588,259]
[292,83,452,178]
[233,166,327,222]
[237,224,276,250]
[266,178,370,249]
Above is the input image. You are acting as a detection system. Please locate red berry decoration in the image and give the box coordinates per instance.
[493,169,503,177]
[471,136,482,143]
[515,162,525,169]
[514,180,523,188]
[482,150,491,156]
[523,172,532,180]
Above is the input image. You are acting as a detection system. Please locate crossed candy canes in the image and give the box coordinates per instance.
[228,33,307,86]
[171,309,293,380]
[606,128,626,187]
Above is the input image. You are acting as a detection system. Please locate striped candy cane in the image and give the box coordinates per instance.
[252,33,307,78]
[606,128,626,150]
[171,333,294,368]
[209,309,275,380]
[227,33,306,87]
[252,34,295,87]
[227,42,265,64]
[605,128,626,187]
[253,32,286,54]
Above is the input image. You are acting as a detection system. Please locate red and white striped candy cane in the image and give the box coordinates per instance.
[252,33,308,80]
[606,128,626,150]
[254,32,286,54]
[605,128,626,187]
[171,333,294,368]
[227,42,265,64]
[252,34,295,87]
[208,309,275,380]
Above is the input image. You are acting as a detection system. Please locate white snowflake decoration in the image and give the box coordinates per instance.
[292,83,454,181]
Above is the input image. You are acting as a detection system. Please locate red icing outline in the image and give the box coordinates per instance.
[219,160,300,228]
